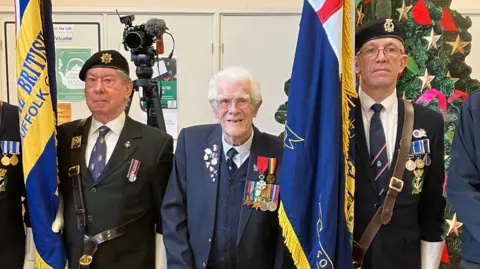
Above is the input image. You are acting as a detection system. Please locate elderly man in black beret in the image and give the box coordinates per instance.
[353,18,446,269]
[53,49,174,269]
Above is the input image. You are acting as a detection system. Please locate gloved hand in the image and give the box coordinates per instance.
[52,194,64,233]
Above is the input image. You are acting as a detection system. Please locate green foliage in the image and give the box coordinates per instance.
[274,1,479,266]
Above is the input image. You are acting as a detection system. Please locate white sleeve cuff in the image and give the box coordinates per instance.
[421,240,444,269]
[25,228,36,261]
[156,234,167,269]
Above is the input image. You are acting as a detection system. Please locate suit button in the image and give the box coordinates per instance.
[208,238,211,243]
[88,215,93,222]
[203,262,206,267]
[91,188,96,192]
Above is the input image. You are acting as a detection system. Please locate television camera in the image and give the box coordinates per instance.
[118,11,174,132]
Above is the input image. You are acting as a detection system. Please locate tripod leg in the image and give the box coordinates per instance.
[151,87,167,133]
[124,84,138,115]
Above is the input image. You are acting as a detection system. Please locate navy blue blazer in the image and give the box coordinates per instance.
[447,90,480,264]
[161,124,294,269]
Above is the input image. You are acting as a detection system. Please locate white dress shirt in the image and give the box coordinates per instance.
[85,112,126,166]
[222,130,254,168]
[359,89,398,166]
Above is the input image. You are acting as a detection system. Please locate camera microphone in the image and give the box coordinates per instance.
[156,35,165,54]
[145,18,168,37]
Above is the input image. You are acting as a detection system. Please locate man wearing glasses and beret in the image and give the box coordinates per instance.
[162,66,293,269]
[353,18,446,269]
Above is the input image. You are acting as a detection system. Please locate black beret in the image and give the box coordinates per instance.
[79,50,130,81]
[355,18,406,53]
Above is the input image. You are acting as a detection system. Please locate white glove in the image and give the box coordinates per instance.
[421,240,444,269]
[52,194,64,233]
[155,234,167,269]
[23,227,37,269]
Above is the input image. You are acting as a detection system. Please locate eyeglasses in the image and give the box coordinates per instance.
[357,47,403,59]
[212,97,252,109]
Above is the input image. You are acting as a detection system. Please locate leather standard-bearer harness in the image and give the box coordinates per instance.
[352,100,414,269]
[68,119,144,268]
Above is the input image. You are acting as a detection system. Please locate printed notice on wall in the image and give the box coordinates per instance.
[56,48,91,101]
[53,24,74,42]
[153,56,178,109]
[57,103,72,125]
[141,111,178,139]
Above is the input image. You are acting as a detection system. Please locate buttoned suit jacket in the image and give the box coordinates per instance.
[57,116,173,269]
[162,124,294,269]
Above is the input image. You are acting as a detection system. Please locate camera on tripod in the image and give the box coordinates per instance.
[117,11,170,132]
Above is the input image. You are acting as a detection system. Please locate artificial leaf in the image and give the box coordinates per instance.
[447,130,455,141]
[406,56,420,74]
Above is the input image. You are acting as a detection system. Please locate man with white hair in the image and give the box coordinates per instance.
[162,66,293,269]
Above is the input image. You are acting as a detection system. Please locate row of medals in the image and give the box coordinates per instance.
[244,173,276,212]
[406,154,430,193]
[1,153,18,166]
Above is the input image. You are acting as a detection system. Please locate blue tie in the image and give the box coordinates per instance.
[88,126,110,180]
[226,148,238,176]
[369,104,389,197]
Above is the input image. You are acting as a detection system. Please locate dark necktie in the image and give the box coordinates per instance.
[226,148,238,176]
[369,104,389,197]
[88,126,110,180]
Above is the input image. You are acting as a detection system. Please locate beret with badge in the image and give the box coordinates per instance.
[355,18,406,53]
[79,49,130,81]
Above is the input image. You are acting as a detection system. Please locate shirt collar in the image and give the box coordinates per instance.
[359,87,397,114]
[89,112,126,136]
[222,129,254,159]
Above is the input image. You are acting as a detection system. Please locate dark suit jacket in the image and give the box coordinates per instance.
[354,98,446,269]
[161,124,293,269]
[57,115,173,269]
[0,102,29,269]
[447,90,480,264]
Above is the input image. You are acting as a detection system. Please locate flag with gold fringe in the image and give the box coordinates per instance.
[15,0,68,268]
[278,0,357,267]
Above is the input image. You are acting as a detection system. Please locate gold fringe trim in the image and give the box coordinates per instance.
[279,202,311,269]
[36,251,69,269]
[341,0,357,235]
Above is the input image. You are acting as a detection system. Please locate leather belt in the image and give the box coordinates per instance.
[352,100,414,269]
[79,226,126,268]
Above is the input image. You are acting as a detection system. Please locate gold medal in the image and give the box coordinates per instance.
[1,155,10,166]
[266,174,275,184]
[406,159,416,171]
[260,201,268,211]
[268,200,278,211]
[415,158,424,169]
[9,155,18,166]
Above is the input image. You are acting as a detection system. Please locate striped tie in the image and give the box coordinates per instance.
[369,104,389,197]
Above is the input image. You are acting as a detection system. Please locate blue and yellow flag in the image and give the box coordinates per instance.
[278,0,356,268]
[15,0,68,268]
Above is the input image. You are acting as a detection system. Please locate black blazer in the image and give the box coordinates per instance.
[354,98,446,269]
[0,102,29,269]
[57,115,173,269]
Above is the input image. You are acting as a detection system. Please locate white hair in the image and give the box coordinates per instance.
[207,66,262,105]
[117,70,131,83]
